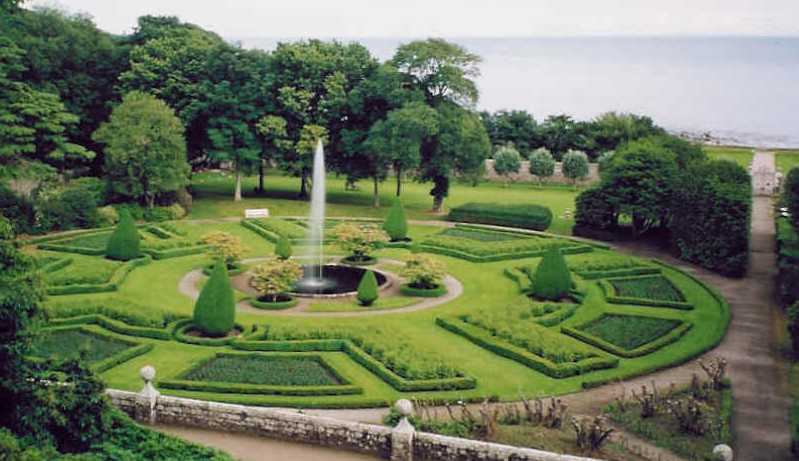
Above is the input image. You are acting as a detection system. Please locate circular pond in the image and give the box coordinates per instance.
[292,264,389,297]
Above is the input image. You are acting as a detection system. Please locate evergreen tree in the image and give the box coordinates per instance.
[105,209,141,261]
[383,199,409,241]
[275,235,293,260]
[357,270,379,306]
[193,261,235,336]
[531,248,572,301]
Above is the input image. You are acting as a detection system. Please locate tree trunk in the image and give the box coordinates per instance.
[395,167,402,197]
[299,171,308,199]
[432,195,444,213]
[373,177,380,208]
[258,161,265,193]
[234,167,242,202]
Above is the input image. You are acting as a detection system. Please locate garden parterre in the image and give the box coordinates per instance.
[31,220,729,407]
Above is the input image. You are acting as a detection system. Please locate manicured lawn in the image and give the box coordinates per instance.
[190,171,580,235]
[776,149,799,174]
[35,221,729,408]
[704,146,754,169]
[307,296,419,312]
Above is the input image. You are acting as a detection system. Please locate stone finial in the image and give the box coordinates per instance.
[395,399,413,418]
[392,400,415,461]
[139,365,160,400]
[712,444,733,461]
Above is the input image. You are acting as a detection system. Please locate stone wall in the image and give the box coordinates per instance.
[484,159,600,185]
[107,389,602,461]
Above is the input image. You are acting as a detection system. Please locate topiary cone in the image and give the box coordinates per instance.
[193,260,236,336]
[383,199,408,241]
[531,247,572,301]
[105,209,141,261]
[275,235,293,260]
[357,270,379,306]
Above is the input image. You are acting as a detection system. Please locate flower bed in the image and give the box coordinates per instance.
[400,283,447,297]
[598,276,693,310]
[562,314,692,358]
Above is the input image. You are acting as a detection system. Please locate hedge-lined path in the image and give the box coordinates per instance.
[177,257,464,317]
[752,150,779,196]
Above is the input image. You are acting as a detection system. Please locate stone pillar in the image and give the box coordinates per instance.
[138,365,160,424]
[391,399,415,461]
[712,444,733,461]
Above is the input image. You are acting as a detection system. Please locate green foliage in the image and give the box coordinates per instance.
[104,210,141,261]
[193,262,235,336]
[608,275,685,302]
[332,222,389,259]
[777,217,799,307]
[247,218,307,241]
[528,147,556,183]
[540,115,580,158]
[200,231,244,267]
[561,149,589,183]
[30,328,131,363]
[577,314,682,351]
[480,110,540,157]
[596,150,615,172]
[448,202,553,231]
[34,184,100,232]
[181,355,341,386]
[787,303,799,354]
[785,168,799,229]
[249,256,303,302]
[93,91,189,208]
[531,248,572,301]
[439,227,520,242]
[357,270,379,306]
[590,112,664,154]
[421,231,589,262]
[0,184,34,233]
[382,199,409,241]
[45,256,120,286]
[492,145,522,181]
[275,235,293,260]
[401,254,445,289]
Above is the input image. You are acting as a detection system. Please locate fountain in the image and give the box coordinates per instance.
[290,140,390,297]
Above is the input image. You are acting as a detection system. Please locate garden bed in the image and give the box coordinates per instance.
[420,230,593,263]
[598,275,693,310]
[249,294,299,310]
[400,283,447,297]
[562,314,692,358]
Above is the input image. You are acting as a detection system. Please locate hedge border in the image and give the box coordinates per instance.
[39,257,73,273]
[248,296,299,310]
[597,278,694,311]
[452,223,612,250]
[172,319,245,347]
[230,338,476,392]
[447,203,553,231]
[436,317,618,379]
[419,242,593,263]
[533,304,579,327]
[46,256,152,296]
[340,255,378,266]
[575,266,661,280]
[158,352,363,396]
[562,316,693,358]
[47,313,173,340]
[36,325,153,373]
[142,244,208,260]
[399,283,447,297]
[202,262,247,277]
[581,259,731,389]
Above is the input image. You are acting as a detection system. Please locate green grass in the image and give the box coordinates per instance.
[31,328,132,363]
[578,314,682,350]
[34,220,729,408]
[776,149,799,174]
[704,145,754,169]
[307,296,419,312]
[44,253,121,285]
[609,275,685,302]
[180,355,341,386]
[438,227,524,242]
[190,171,580,235]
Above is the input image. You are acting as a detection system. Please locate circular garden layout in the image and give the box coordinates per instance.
[27,217,729,408]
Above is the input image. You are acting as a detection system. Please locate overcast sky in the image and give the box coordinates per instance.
[29,0,799,38]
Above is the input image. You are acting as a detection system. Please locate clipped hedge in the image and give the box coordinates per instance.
[575,266,660,280]
[531,248,572,301]
[341,255,378,266]
[562,321,693,358]
[143,244,208,260]
[419,240,592,263]
[249,296,299,310]
[39,257,73,273]
[193,262,236,336]
[39,325,153,373]
[436,317,618,378]
[400,283,447,297]
[46,314,173,340]
[93,344,154,373]
[383,199,409,241]
[106,209,142,261]
[777,217,799,307]
[597,278,693,310]
[448,202,553,231]
[173,319,243,347]
[46,256,151,296]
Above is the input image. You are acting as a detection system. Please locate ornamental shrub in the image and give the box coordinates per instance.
[275,235,293,260]
[249,256,303,302]
[402,254,445,289]
[531,247,572,301]
[357,270,379,306]
[35,185,100,232]
[785,168,799,229]
[383,199,409,241]
[597,150,615,173]
[0,184,34,234]
[333,223,389,260]
[493,145,522,185]
[788,303,799,354]
[448,202,552,231]
[193,261,235,336]
[529,147,555,185]
[105,209,141,261]
[561,150,590,185]
[201,231,245,267]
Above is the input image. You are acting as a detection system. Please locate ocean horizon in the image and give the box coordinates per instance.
[237,36,799,149]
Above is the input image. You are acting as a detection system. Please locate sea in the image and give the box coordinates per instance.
[238,36,799,148]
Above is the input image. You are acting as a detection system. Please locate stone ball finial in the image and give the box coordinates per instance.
[395,399,413,418]
[712,444,733,461]
[140,365,156,382]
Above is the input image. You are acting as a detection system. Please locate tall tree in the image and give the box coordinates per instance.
[255,115,292,193]
[481,110,540,156]
[93,92,189,208]
[540,114,580,159]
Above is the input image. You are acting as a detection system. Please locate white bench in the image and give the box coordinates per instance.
[244,208,269,219]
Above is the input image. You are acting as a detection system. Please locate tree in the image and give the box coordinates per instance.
[540,115,580,159]
[288,124,329,199]
[785,168,799,229]
[529,147,556,186]
[249,256,303,302]
[401,254,445,289]
[193,261,235,336]
[531,248,571,301]
[492,145,522,186]
[383,199,409,241]
[561,150,590,186]
[357,270,379,306]
[275,235,293,260]
[481,110,540,156]
[589,112,664,154]
[200,231,244,268]
[333,223,389,261]
[105,209,141,261]
[597,151,615,173]
[255,115,292,193]
[93,92,189,208]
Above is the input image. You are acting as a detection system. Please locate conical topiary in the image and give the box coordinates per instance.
[275,235,292,260]
[357,270,379,306]
[531,247,572,301]
[383,199,408,241]
[193,261,236,336]
[105,209,141,261]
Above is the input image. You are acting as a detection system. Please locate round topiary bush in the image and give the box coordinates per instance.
[531,247,572,301]
[275,235,293,260]
[383,199,409,242]
[357,270,379,306]
[105,209,141,261]
[193,261,236,337]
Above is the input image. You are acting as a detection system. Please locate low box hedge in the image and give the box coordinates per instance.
[597,279,694,310]
[39,257,73,273]
[575,266,660,280]
[419,242,593,263]
[533,304,578,327]
[562,321,693,359]
[448,202,553,231]
[46,256,152,296]
[400,283,447,297]
[47,313,172,340]
[202,262,247,277]
[777,217,799,307]
[93,343,154,373]
[142,244,208,260]
[436,317,618,379]
[248,296,299,310]
[172,320,244,347]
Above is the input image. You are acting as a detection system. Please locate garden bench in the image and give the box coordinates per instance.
[244,208,269,219]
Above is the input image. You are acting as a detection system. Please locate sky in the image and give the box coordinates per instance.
[28,0,799,38]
